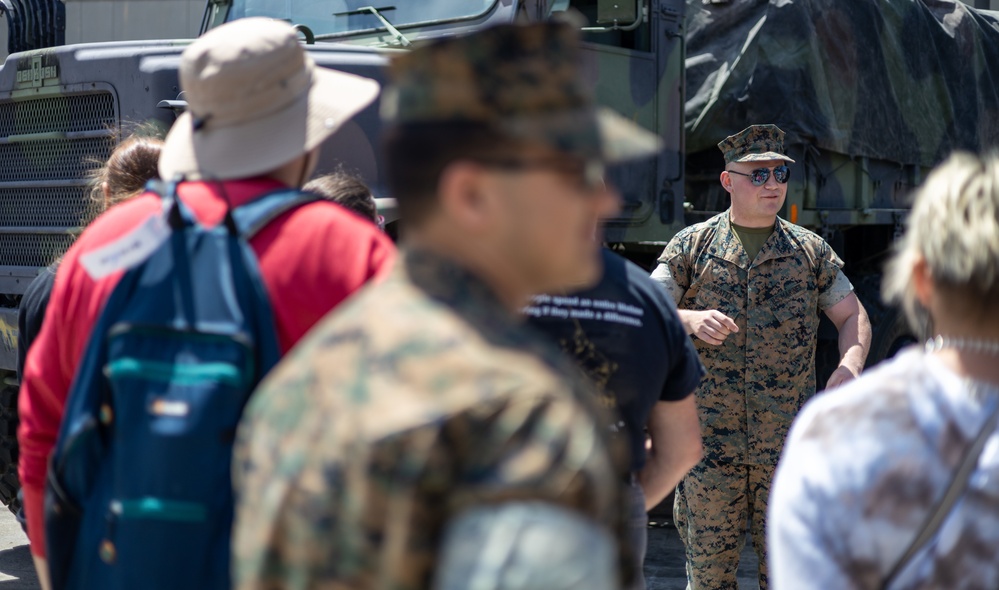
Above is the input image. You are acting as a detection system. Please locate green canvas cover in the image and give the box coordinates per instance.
[685,0,999,168]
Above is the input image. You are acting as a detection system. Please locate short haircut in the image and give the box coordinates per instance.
[304,172,378,223]
[883,151,999,328]
[382,121,524,226]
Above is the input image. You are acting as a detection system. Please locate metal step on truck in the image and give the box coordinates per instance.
[0,0,997,515]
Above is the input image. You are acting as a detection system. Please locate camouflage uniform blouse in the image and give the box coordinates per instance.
[653,211,851,465]
[769,348,999,589]
[232,249,629,589]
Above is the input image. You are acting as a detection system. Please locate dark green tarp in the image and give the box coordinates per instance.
[685,0,999,167]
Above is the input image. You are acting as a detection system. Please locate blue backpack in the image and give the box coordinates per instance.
[44,181,316,590]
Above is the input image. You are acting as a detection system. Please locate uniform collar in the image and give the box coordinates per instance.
[708,211,799,270]
[398,247,517,324]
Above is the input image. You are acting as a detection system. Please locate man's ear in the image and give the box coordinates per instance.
[719,170,733,194]
[437,161,493,231]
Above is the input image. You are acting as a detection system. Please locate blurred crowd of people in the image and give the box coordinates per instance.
[12,13,999,590]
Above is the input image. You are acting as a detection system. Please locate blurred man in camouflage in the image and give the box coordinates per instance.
[650,124,871,590]
[232,19,663,590]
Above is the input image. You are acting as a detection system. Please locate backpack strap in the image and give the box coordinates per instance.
[144,179,197,231]
[881,397,999,589]
[230,189,320,240]
[145,181,318,238]
[144,179,170,198]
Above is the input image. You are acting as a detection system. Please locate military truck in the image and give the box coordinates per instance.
[683,0,999,374]
[0,0,996,514]
[0,0,687,514]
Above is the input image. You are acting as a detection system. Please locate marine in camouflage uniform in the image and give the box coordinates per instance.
[232,19,663,590]
[651,125,870,590]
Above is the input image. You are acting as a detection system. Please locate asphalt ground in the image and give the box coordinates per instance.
[644,517,761,590]
[0,508,35,588]
[0,504,760,589]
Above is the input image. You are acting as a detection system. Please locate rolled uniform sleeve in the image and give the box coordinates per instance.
[651,240,690,305]
[818,270,853,311]
[813,241,853,310]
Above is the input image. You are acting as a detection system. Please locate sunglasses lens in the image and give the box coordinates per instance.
[746,166,790,185]
[773,165,790,183]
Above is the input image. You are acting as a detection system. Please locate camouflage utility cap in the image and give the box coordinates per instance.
[718,124,795,164]
[381,20,660,163]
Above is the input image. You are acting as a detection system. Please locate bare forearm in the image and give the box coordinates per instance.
[837,305,871,374]
[838,326,867,374]
[639,398,703,510]
[824,294,872,389]
[638,449,699,510]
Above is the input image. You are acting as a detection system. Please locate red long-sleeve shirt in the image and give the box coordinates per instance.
[18,178,396,556]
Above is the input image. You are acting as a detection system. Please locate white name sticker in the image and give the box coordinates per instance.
[150,398,189,417]
[80,214,171,280]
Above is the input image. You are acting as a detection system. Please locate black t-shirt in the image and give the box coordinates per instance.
[17,264,58,382]
[526,249,704,473]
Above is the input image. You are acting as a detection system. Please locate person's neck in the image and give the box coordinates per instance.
[265,154,310,188]
[404,232,530,312]
[928,318,999,387]
[729,211,776,229]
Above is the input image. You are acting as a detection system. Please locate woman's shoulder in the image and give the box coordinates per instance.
[782,348,952,496]
[797,348,940,437]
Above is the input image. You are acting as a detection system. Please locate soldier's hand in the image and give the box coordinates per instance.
[825,365,858,390]
[686,310,738,345]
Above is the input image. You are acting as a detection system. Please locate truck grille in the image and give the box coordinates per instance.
[0,138,111,182]
[0,92,115,136]
[0,91,117,272]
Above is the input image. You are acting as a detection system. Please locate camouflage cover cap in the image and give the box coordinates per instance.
[717,124,795,164]
[380,20,660,163]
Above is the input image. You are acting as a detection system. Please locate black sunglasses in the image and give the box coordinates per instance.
[728,165,790,186]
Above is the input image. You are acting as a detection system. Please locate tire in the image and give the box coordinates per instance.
[0,377,20,515]
[868,308,918,369]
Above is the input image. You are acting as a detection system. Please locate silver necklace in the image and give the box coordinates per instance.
[925,335,999,357]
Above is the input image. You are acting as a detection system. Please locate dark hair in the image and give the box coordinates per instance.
[303,172,378,223]
[89,134,164,207]
[382,121,523,226]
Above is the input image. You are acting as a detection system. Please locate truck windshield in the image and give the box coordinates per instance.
[226,1,496,40]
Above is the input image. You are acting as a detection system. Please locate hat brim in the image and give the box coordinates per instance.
[159,67,380,181]
[730,152,795,164]
[498,107,661,164]
[595,108,662,163]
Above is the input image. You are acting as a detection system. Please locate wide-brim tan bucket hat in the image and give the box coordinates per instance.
[159,18,380,181]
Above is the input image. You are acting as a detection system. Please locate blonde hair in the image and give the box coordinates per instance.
[883,151,999,329]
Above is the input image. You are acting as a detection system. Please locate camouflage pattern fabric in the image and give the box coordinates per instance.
[385,19,590,124]
[685,0,999,168]
[231,249,632,589]
[654,210,851,465]
[674,462,774,590]
[654,210,851,590]
[380,20,660,164]
[717,125,795,164]
[769,348,999,589]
